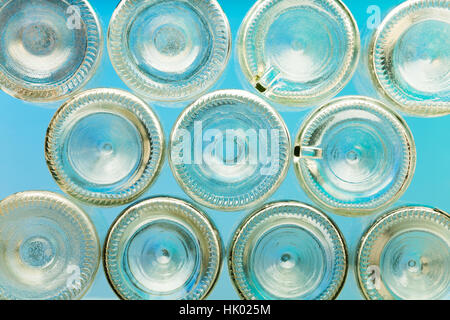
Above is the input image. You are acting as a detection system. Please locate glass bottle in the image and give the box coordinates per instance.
[108,0,231,102]
[229,201,347,300]
[0,191,100,300]
[0,0,102,102]
[368,0,450,116]
[237,0,360,107]
[45,88,165,206]
[357,206,449,300]
[104,197,222,300]
[294,96,416,216]
[169,90,291,211]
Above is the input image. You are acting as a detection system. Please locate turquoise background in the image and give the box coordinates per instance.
[0,0,448,300]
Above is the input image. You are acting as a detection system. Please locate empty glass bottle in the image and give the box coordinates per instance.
[237,0,360,106]
[169,90,291,211]
[357,206,449,300]
[0,0,102,102]
[45,88,165,206]
[0,191,100,300]
[104,197,222,300]
[229,201,347,300]
[294,96,416,216]
[108,0,231,102]
[368,0,450,116]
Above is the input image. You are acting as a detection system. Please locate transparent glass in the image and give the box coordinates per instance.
[45,88,165,206]
[0,191,100,300]
[369,0,450,117]
[108,0,231,102]
[104,197,222,300]
[357,206,450,300]
[0,0,102,102]
[294,96,416,216]
[169,90,291,211]
[229,201,347,300]
[237,0,360,107]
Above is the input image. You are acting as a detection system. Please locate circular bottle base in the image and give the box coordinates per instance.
[237,0,360,106]
[169,90,291,211]
[294,96,416,216]
[357,206,450,300]
[369,0,450,116]
[229,201,347,300]
[108,0,231,102]
[0,191,100,300]
[45,88,165,206]
[104,197,222,300]
[0,0,102,102]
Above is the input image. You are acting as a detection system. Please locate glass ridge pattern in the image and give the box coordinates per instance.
[369,0,450,116]
[0,0,103,102]
[45,88,165,206]
[169,90,291,211]
[0,191,100,300]
[0,0,447,300]
[229,201,347,300]
[237,0,360,106]
[104,197,222,300]
[294,96,416,216]
[357,206,450,300]
[108,0,231,102]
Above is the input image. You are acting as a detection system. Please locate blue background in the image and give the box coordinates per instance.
[0,0,448,300]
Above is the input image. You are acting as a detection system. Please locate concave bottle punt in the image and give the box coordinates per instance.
[357,206,449,300]
[369,0,450,117]
[0,191,100,300]
[45,88,165,206]
[108,0,231,102]
[229,201,347,300]
[0,0,102,102]
[104,197,222,300]
[237,0,360,106]
[294,96,416,216]
[169,90,291,211]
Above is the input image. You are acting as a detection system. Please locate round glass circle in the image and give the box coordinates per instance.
[357,206,449,300]
[369,0,450,116]
[229,201,347,300]
[104,197,222,300]
[237,0,360,106]
[169,90,291,211]
[108,0,231,102]
[0,191,100,300]
[45,88,165,206]
[0,0,102,102]
[294,96,416,216]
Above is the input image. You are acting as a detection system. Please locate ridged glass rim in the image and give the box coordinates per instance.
[45,88,165,207]
[0,0,103,103]
[294,96,416,216]
[107,0,231,102]
[356,206,450,300]
[369,0,450,117]
[0,190,100,300]
[228,201,348,300]
[169,89,291,212]
[104,196,222,300]
[237,0,360,106]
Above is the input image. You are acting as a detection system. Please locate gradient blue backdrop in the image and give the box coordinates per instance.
[0,0,448,300]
